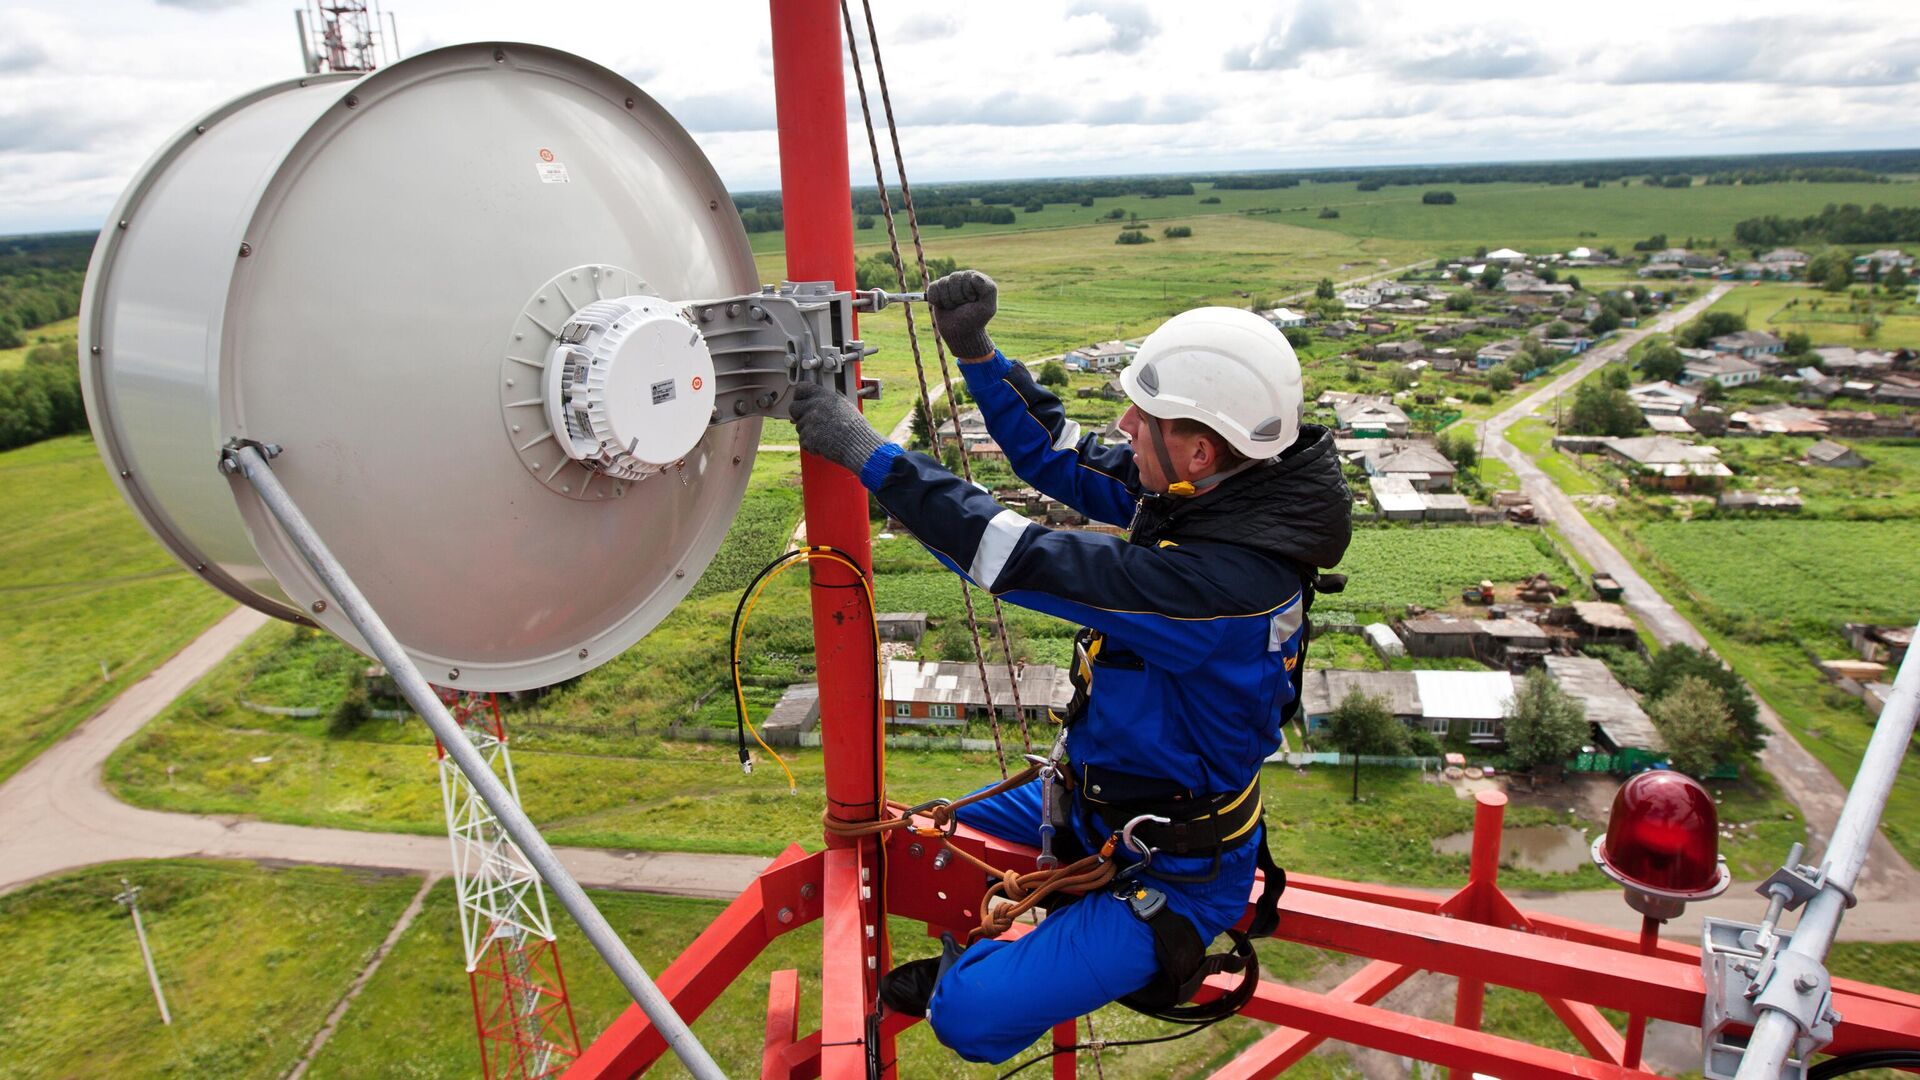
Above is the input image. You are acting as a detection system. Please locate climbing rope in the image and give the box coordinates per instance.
[839,0,1032,775]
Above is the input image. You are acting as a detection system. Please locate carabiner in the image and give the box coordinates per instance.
[1118,813,1172,865]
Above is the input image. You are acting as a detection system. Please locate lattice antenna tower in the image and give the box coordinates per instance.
[294,2,397,74]
[436,691,581,1080]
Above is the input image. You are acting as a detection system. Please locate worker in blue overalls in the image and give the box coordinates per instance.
[788,270,1352,1064]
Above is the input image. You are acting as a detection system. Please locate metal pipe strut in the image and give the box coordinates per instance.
[221,440,727,1080]
[1734,616,1920,1080]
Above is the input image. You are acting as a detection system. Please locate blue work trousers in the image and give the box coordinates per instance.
[924,778,1256,1064]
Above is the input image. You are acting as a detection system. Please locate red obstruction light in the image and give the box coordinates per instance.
[1592,770,1731,919]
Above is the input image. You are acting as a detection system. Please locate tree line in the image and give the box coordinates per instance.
[1734,202,1920,247]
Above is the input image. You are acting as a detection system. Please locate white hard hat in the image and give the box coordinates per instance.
[1119,307,1303,459]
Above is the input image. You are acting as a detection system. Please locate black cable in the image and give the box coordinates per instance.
[1809,1050,1920,1080]
[730,548,812,774]
[994,1015,1233,1080]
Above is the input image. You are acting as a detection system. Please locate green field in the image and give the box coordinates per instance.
[1712,437,1920,518]
[1,859,422,1078]
[757,211,1431,438]
[757,179,1920,266]
[1636,519,1920,629]
[1505,417,1608,495]
[0,435,234,784]
[1327,526,1569,616]
[1707,282,1920,350]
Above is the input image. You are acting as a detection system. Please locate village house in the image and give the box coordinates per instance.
[1728,403,1829,436]
[1475,338,1528,370]
[1706,330,1784,361]
[1362,441,1456,491]
[1484,247,1528,264]
[1302,668,1517,745]
[883,660,1071,726]
[1262,307,1308,329]
[1320,319,1361,339]
[1814,346,1895,374]
[1874,375,1920,407]
[1627,380,1700,416]
[1759,248,1809,272]
[1500,272,1576,304]
[1337,287,1381,310]
[933,408,991,452]
[1804,439,1869,469]
[1645,414,1695,434]
[1681,352,1763,388]
[1334,396,1411,438]
[1790,367,1842,400]
[1602,435,1732,491]
[875,613,928,644]
[1063,339,1137,373]
[1854,249,1914,279]
[1364,339,1426,362]
[1541,655,1665,758]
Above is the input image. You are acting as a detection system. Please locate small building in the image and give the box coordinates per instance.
[1813,346,1894,374]
[1804,439,1868,469]
[1365,339,1425,362]
[883,660,1071,726]
[1301,670,1423,730]
[1706,330,1784,360]
[1542,655,1664,756]
[1368,476,1428,521]
[1413,670,1517,744]
[1728,403,1829,436]
[1063,340,1136,372]
[1759,248,1809,270]
[875,613,928,643]
[1263,307,1308,329]
[762,683,822,742]
[1646,414,1695,434]
[1484,247,1528,264]
[1845,623,1913,667]
[1421,492,1472,522]
[1602,436,1732,491]
[1554,602,1640,649]
[1363,442,1457,492]
[1337,287,1381,310]
[1628,380,1700,416]
[1363,623,1405,659]
[1397,616,1482,659]
[1476,338,1528,370]
[1681,353,1763,388]
[1854,249,1914,278]
[1335,396,1411,438]
[1716,490,1804,513]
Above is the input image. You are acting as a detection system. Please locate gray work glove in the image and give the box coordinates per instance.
[788,381,885,474]
[927,270,998,361]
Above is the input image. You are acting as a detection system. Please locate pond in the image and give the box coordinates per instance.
[1431,824,1591,875]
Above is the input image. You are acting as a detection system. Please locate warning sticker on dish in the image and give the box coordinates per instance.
[651,379,676,405]
[536,161,570,184]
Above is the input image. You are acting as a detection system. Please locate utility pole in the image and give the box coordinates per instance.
[114,878,171,1025]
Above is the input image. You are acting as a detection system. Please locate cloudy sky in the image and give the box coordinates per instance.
[2,0,1917,234]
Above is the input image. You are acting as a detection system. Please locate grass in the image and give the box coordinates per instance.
[1710,436,1920,518]
[1,859,422,1078]
[0,435,234,784]
[1327,526,1569,619]
[0,313,78,370]
[1707,281,1920,350]
[1505,417,1607,495]
[1634,520,1920,628]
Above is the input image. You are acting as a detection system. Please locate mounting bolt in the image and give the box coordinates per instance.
[344,94,358,108]
[117,220,128,230]
[91,345,101,355]
[194,124,206,134]
[799,883,817,900]
[625,97,636,109]
[908,842,924,858]
[238,243,253,258]
[674,569,686,579]
[119,469,130,478]
[709,199,719,211]
[448,668,460,681]
[933,850,952,870]
[776,907,794,924]
[493,48,506,62]
[578,648,590,659]
[1795,973,1819,994]
[311,600,327,614]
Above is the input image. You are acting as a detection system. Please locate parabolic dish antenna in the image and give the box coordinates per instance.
[80,43,766,690]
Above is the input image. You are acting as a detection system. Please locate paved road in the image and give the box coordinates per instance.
[1482,284,1917,896]
[0,607,769,901]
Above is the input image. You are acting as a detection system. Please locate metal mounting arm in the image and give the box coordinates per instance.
[687,280,869,424]
[217,439,728,1080]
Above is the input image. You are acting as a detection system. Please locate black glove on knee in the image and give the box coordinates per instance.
[927,269,999,361]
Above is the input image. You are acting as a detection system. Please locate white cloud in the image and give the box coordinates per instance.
[0,0,1915,234]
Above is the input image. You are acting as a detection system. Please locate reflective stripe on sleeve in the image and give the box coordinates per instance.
[1050,418,1083,452]
[970,509,1033,590]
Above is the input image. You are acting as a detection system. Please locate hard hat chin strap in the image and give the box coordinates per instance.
[1142,414,1254,498]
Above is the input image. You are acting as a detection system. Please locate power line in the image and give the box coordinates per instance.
[113,878,172,1026]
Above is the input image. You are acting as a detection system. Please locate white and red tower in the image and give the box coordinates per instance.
[294,2,395,74]
[436,691,581,1080]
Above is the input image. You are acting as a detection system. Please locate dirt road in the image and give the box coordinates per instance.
[1482,283,1916,895]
